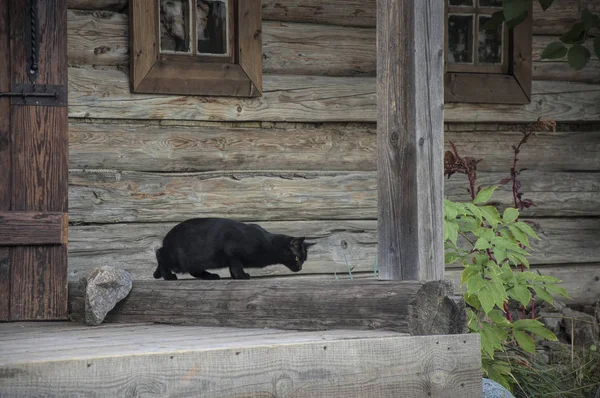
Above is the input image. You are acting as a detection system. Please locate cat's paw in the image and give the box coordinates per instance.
[243,272,251,279]
[164,273,178,281]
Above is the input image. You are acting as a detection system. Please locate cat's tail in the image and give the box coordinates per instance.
[154,247,166,279]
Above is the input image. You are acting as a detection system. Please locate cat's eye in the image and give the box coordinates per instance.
[295,256,299,262]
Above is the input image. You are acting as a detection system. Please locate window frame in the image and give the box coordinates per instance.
[130,0,262,97]
[444,1,532,105]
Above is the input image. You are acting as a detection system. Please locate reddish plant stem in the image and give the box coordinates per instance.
[504,302,513,322]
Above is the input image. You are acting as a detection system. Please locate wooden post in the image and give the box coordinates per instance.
[376,0,445,281]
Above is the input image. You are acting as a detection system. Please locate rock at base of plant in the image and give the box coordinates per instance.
[482,378,515,398]
[81,266,133,326]
[561,307,599,348]
[539,311,562,334]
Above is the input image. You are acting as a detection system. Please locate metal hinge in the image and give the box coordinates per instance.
[0,83,67,107]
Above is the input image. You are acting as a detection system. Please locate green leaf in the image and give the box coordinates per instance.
[445,252,460,265]
[560,22,586,45]
[508,225,530,247]
[444,221,459,245]
[513,319,545,330]
[467,274,486,295]
[478,285,497,314]
[538,0,554,11]
[489,309,511,326]
[528,326,558,341]
[540,41,568,60]
[502,208,519,224]
[568,44,591,70]
[461,265,480,284]
[480,206,502,229]
[532,285,554,305]
[509,284,531,306]
[533,275,561,284]
[482,11,506,30]
[445,205,458,220]
[474,238,491,251]
[513,330,536,354]
[594,36,600,61]
[486,365,513,392]
[465,203,483,222]
[503,0,530,28]
[500,263,514,280]
[465,293,482,309]
[493,247,507,264]
[473,186,497,205]
[582,9,595,31]
[545,284,570,299]
[513,221,539,239]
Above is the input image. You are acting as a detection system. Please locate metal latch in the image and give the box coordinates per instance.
[0,83,67,107]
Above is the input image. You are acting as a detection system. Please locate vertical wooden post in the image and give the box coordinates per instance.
[376,0,445,281]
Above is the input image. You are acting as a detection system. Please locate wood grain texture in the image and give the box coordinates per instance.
[67,10,128,67]
[67,67,600,123]
[0,0,10,321]
[532,0,600,35]
[68,121,600,172]
[7,0,69,321]
[66,218,600,282]
[238,0,263,93]
[67,169,600,223]
[128,0,156,92]
[0,211,67,245]
[67,0,127,11]
[66,10,597,83]
[377,0,446,281]
[67,279,464,335]
[0,323,482,398]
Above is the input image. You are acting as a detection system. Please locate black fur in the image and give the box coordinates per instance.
[153,217,314,280]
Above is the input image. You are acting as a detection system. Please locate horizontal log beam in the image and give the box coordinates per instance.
[66,219,600,281]
[68,279,467,335]
[68,121,600,173]
[0,212,67,246]
[67,170,600,223]
[68,67,600,123]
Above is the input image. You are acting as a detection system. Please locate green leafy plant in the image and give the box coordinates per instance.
[483,0,599,70]
[443,119,571,390]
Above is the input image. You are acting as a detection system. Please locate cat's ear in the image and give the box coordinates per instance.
[305,242,317,249]
[290,237,305,248]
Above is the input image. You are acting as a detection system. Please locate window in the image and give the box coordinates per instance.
[444,0,532,104]
[130,0,262,97]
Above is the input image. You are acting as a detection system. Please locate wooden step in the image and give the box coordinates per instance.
[0,322,482,397]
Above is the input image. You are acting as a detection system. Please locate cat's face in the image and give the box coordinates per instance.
[283,237,313,272]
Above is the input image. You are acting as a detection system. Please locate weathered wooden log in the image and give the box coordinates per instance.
[0,211,67,246]
[68,121,600,173]
[68,279,468,335]
[66,169,600,223]
[67,67,600,123]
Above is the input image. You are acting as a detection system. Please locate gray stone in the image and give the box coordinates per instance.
[81,266,133,326]
[482,378,515,398]
[561,307,599,348]
[539,311,562,334]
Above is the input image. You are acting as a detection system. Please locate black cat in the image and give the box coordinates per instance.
[153,217,314,280]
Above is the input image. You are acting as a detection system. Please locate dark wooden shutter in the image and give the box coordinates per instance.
[0,0,69,321]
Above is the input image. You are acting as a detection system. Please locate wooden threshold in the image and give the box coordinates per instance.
[68,279,467,335]
[0,322,482,397]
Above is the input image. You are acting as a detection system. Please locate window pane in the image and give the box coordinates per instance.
[448,14,474,64]
[478,0,502,7]
[197,0,229,55]
[449,0,474,6]
[160,0,192,53]
[478,15,503,64]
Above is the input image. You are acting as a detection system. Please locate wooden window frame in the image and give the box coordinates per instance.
[444,2,532,105]
[130,0,262,97]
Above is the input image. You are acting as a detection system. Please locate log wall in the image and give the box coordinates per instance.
[65,0,600,305]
